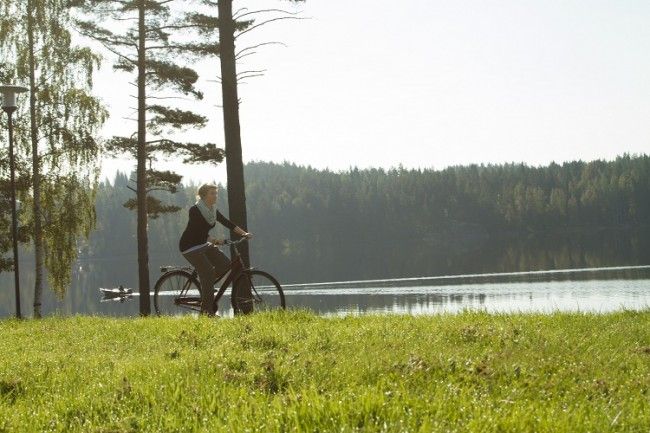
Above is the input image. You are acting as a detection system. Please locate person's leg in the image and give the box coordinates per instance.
[202,245,232,311]
[182,248,218,316]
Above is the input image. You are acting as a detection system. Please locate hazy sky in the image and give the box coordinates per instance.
[97,0,650,185]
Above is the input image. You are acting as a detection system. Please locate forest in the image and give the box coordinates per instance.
[81,154,650,284]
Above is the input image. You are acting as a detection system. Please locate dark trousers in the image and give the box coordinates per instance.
[182,244,231,315]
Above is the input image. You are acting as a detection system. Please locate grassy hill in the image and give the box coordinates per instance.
[1,310,649,432]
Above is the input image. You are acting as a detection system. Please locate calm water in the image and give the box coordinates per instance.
[283,271,650,316]
[2,264,648,318]
[278,265,650,316]
[2,226,649,318]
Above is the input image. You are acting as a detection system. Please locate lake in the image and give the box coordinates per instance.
[282,266,650,316]
[2,264,648,318]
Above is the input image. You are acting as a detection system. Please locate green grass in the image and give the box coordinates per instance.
[0,309,649,432]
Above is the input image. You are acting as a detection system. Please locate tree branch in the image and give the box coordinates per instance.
[233,8,302,21]
[236,41,286,58]
[236,17,308,39]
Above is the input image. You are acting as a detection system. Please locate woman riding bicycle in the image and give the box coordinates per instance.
[179,184,252,316]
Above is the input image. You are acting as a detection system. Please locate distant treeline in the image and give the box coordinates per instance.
[83,154,650,283]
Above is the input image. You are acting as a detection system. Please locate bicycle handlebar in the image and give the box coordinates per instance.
[223,237,249,246]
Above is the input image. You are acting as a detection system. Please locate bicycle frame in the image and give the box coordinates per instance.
[155,237,286,316]
[173,239,248,310]
[212,245,245,305]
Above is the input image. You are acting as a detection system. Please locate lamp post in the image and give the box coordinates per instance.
[1,84,29,319]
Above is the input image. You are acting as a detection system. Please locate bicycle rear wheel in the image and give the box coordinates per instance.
[154,270,201,316]
[230,270,285,314]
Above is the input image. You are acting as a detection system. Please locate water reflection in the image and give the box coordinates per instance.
[284,278,650,316]
[86,273,650,317]
[3,265,647,318]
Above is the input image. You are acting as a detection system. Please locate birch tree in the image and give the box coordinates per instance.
[0,0,107,317]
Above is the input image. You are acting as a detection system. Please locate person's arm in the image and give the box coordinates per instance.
[233,226,251,237]
[216,210,253,238]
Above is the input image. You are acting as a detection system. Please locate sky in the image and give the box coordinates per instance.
[97,0,650,185]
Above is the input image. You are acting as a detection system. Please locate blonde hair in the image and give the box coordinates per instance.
[197,184,218,200]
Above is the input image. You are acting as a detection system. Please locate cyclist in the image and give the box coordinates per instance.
[179,184,252,316]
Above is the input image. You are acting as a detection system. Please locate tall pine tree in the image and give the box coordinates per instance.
[71,0,224,315]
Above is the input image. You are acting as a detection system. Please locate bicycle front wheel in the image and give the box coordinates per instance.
[230,270,285,314]
[154,270,201,316]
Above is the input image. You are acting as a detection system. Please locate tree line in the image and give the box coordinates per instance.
[83,155,650,284]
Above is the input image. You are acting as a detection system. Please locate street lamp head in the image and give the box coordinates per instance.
[0,85,29,112]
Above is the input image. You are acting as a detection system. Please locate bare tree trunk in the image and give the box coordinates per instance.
[218,0,253,313]
[27,0,43,319]
[136,0,150,315]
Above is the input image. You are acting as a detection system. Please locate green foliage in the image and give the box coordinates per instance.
[0,130,32,273]
[174,142,225,164]
[145,59,204,99]
[147,139,225,164]
[183,12,220,34]
[84,155,650,285]
[0,310,648,432]
[40,174,97,297]
[146,105,208,132]
[123,195,181,219]
[71,0,224,222]
[0,0,106,296]
[104,136,138,157]
[146,169,182,193]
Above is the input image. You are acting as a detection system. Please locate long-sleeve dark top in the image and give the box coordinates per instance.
[179,205,236,252]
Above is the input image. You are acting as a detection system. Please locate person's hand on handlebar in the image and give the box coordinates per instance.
[234,226,253,239]
[209,233,252,246]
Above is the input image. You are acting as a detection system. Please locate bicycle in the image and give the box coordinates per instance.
[153,237,285,316]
